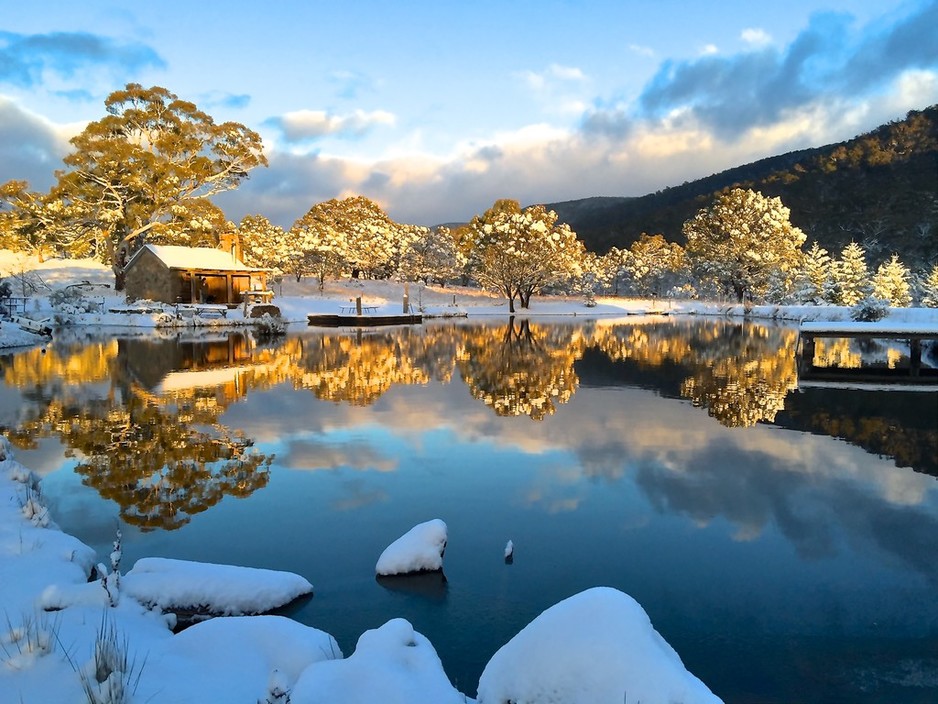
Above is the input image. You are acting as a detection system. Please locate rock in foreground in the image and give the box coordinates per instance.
[477,586,723,704]
[375,519,447,576]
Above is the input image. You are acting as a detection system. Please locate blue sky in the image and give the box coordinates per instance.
[1,0,936,227]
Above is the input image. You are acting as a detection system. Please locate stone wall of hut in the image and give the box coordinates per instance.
[124,250,183,304]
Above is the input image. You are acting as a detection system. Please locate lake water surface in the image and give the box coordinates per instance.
[2,318,936,703]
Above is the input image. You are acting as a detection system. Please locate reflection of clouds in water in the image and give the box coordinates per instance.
[332,479,389,512]
[634,436,938,586]
[218,360,938,584]
[282,438,398,473]
[523,464,587,514]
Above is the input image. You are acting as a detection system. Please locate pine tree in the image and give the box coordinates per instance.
[871,254,912,307]
[919,263,938,307]
[831,241,870,306]
[796,242,833,303]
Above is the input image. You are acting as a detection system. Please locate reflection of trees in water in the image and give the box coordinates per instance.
[592,321,799,428]
[2,318,932,503]
[457,319,584,420]
[680,325,799,428]
[66,396,271,530]
[294,326,459,405]
[0,337,273,530]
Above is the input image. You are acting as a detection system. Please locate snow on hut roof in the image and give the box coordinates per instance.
[139,244,265,271]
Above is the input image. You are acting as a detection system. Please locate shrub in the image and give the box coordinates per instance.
[850,296,889,322]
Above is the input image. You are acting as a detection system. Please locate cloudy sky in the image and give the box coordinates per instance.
[2,0,937,227]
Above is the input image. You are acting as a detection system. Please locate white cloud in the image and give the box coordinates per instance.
[516,63,588,91]
[700,44,719,56]
[629,44,655,59]
[276,108,396,142]
[740,27,772,46]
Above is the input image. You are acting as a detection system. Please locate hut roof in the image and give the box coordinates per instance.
[132,244,265,272]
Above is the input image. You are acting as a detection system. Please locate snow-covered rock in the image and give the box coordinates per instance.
[375,519,448,576]
[477,586,723,704]
[290,618,467,704]
[122,557,313,617]
[137,615,341,703]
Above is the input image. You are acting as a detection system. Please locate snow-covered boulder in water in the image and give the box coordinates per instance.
[290,618,467,704]
[477,586,723,704]
[375,519,447,576]
[123,557,313,617]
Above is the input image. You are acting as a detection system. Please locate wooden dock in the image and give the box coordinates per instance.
[797,322,938,386]
[307,313,423,327]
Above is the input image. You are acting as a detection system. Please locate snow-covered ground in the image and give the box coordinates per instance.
[3,252,938,352]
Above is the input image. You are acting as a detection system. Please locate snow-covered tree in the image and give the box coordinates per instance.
[465,199,585,312]
[238,214,286,283]
[921,264,938,307]
[592,247,629,295]
[289,204,350,289]
[830,241,870,306]
[398,225,463,285]
[0,180,84,259]
[683,188,806,302]
[52,83,266,283]
[626,233,688,297]
[314,196,406,279]
[794,242,833,303]
[871,254,912,307]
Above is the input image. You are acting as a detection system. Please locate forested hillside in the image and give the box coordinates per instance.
[546,106,938,268]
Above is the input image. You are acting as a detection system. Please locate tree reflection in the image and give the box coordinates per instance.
[679,325,800,428]
[294,327,458,405]
[457,318,583,420]
[0,335,274,530]
[593,321,799,428]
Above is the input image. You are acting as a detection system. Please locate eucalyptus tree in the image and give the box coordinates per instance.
[464,199,585,312]
[627,233,688,297]
[683,188,806,302]
[398,225,463,285]
[49,83,267,285]
[298,196,409,280]
[0,180,83,258]
[237,214,287,283]
[288,203,349,288]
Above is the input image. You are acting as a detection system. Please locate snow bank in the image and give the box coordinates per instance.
[290,618,467,704]
[137,615,341,703]
[0,321,48,349]
[477,586,723,704]
[0,442,97,617]
[122,556,313,616]
[375,519,448,576]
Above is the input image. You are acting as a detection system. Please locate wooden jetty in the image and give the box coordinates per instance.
[307,313,423,327]
[797,322,938,386]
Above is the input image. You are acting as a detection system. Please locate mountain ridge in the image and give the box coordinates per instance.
[541,106,938,268]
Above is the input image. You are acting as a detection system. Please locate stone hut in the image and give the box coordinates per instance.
[123,244,268,305]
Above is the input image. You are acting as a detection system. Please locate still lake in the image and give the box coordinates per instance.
[2,318,936,702]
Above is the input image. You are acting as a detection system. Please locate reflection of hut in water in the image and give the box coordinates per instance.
[123,235,268,306]
[118,334,259,406]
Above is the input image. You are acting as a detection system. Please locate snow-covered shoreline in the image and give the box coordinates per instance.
[3,252,937,352]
